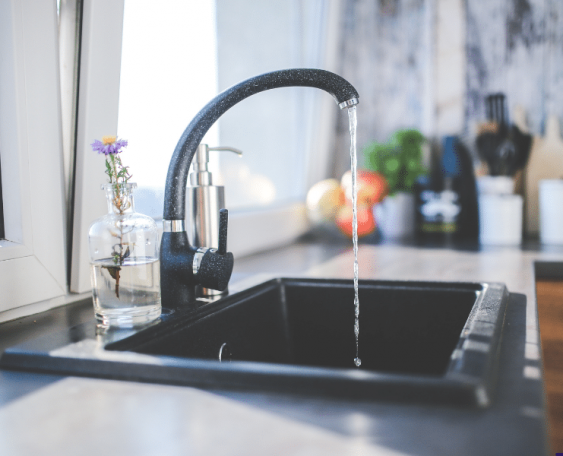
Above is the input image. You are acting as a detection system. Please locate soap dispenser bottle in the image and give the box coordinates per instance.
[187,144,242,297]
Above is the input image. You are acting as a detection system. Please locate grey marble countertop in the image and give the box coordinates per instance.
[1,242,561,456]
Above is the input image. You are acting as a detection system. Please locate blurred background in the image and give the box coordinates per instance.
[113,0,563,249]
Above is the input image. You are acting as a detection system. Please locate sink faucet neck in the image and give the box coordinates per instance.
[163,68,359,222]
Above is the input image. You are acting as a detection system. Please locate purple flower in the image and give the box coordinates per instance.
[91,136,128,155]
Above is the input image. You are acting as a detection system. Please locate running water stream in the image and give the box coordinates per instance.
[348,106,361,368]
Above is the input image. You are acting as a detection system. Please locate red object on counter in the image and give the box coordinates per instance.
[335,203,376,238]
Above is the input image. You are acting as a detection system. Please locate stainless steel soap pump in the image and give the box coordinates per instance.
[187,144,242,297]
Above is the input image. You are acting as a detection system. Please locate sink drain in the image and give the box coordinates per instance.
[218,343,232,362]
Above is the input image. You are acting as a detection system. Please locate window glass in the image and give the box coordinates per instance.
[117,0,327,217]
[117,0,219,219]
[217,0,332,211]
[214,0,310,210]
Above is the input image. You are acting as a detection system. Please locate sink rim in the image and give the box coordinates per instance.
[0,278,509,407]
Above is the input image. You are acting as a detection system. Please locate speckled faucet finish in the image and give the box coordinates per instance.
[160,69,359,307]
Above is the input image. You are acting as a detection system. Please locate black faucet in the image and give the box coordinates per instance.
[160,68,359,307]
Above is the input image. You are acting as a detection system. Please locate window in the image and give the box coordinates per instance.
[215,0,333,210]
[116,0,219,219]
[0,0,345,316]
[70,0,126,293]
[70,0,343,292]
[116,0,339,217]
[0,0,67,317]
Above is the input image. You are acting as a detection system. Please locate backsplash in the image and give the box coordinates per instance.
[334,0,432,176]
[332,0,563,176]
[466,0,563,135]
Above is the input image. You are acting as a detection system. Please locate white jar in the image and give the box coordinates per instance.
[539,179,563,245]
[477,176,522,245]
[373,192,415,240]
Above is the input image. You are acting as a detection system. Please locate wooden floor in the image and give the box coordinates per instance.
[536,280,563,453]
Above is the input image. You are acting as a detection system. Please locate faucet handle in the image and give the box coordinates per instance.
[193,248,234,292]
[191,208,233,292]
[218,208,228,255]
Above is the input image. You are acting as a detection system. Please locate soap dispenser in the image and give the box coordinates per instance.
[187,144,242,297]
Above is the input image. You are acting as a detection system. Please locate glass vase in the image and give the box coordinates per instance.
[88,183,161,326]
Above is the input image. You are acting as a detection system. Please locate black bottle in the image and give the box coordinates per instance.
[416,136,479,243]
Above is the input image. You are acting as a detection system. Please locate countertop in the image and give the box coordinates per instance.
[1,241,562,456]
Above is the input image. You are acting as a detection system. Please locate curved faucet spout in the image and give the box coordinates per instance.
[160,68,359,307]
[163,68,359,221]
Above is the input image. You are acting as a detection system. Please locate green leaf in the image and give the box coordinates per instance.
[362,129,427,194]
[385,158,400,173]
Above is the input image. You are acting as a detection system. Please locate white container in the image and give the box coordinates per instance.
[478,194,523,245]
[539,179,563,245]
[477,176,514,195]
[373,192,415,240]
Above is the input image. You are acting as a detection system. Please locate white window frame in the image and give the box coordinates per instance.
[0,0,67,316]
[70,0,125,293]
[70,0,343,292]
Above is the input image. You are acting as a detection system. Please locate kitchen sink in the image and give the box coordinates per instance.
[0,278,509,406]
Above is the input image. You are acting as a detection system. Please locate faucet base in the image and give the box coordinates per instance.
[160,231,198,308]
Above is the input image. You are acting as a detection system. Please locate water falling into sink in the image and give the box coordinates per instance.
[348,106,361,368]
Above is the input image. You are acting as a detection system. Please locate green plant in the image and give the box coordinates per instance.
[363,129,427,195]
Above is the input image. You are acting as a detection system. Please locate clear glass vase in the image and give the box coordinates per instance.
[88,183,161,326]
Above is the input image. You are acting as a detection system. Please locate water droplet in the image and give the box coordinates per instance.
[95,249,99,254]
[354,357,362,367]
[146,239,151,245]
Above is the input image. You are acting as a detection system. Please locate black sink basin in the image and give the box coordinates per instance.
[1,278,509,406]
